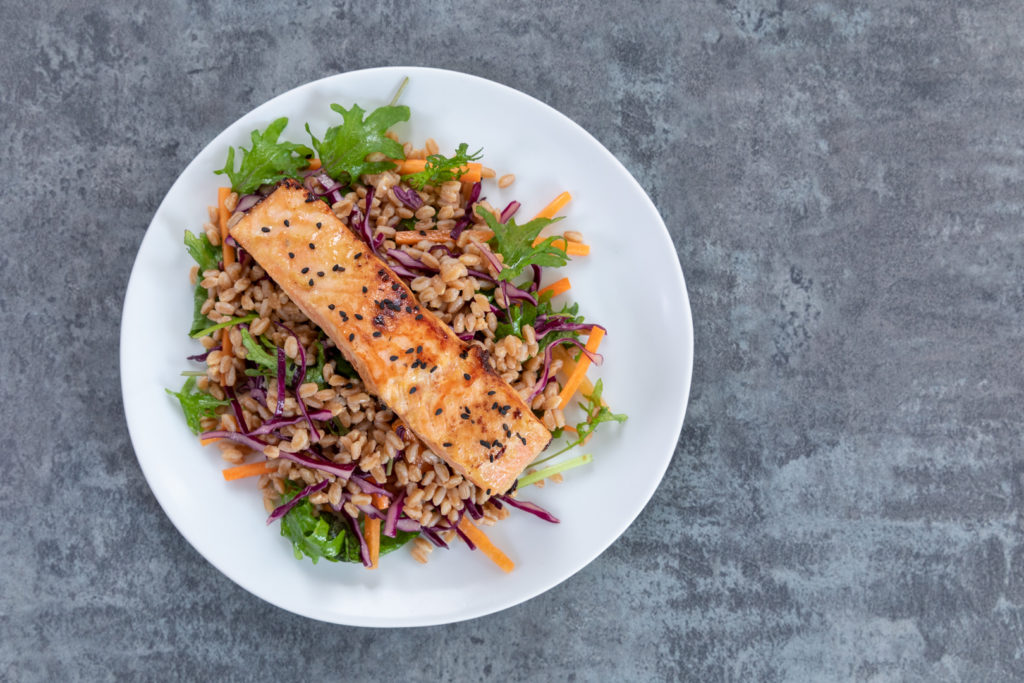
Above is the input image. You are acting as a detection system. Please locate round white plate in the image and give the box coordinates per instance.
[120,66,692,627]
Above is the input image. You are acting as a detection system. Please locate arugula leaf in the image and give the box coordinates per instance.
[306,103,409,184]
[278,488,418,565]
[165,377,228,434]
[477,207,568,282]
[533,379,627,464]
[215,117,314,195]
[402,142,483,190]
[184,230,221,336]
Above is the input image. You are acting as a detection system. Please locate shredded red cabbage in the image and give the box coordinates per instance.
[454,524,477,550]
[224,385,249,433]
[248,410,333,436]
[499,200,520,223]
[274,347,286,418]
[496,494,560,523]
[277,450,355,480]
[350,473,393,498]
[386,248,434,273]
[420,528,448,548]
[395,518,422,533]
[450,182,481,239]
[274,322,320,442]
[187,345,220,362]
[200,430,267,451]
[267,479,329,524]
[464,498,484,520]
[234,194,262,213]
[392,185,423,209]
[357,504,386,519]
[529,336,605,402]
[529,265,542,293]
[344,509,372,566]
[384,490,406,537]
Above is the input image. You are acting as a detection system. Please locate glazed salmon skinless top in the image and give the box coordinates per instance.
[230,180,552,494]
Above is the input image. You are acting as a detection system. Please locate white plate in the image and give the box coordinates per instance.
[120,66,692,627]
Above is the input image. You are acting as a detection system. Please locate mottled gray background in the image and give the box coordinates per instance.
[2,0,1023,681]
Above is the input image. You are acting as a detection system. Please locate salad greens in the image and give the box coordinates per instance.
[239,329,354,387]
[476,207,568,282]
[495,291,586,352]
[215,117,314,195]
[165,377,228,435]
[184,230,221,336]
[541,379,627,463]
[402,142,483,190]
[307,103,409,184]
[279,487,418,564]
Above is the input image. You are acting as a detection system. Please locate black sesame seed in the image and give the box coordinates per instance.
[405,306,414,313]
[333,264,341,272]
[492,439,501,448]
[443,441,452,447]
[487,390,496,396]
[406,348,414,354]
[489,454,494,462]
[415,314,423,320]
[459,350,468,359]
[288,252,295,259]
[383,299,401,312]
[284,219,290,226]
[480,440,491,448]
[316,222,322,228]
[354,252,362,259]
[328,304,335,310]
[301,267,309,274]
[309,242,315,250]
[372,331,382,338]
[317,271,324,277]
[409,386,417,394]
[362,286,368,293]
[391,283,400,291]
[308,279,315,286]
[261,226,270,233]
[491,402,498,410]
[435,408,443,415]
[348,333,355,341]
[354,313,363,320]
[463,373,471,381]
[390,355,398,361]
[417,345,423,354]
[430,366,437,373]
[400,292,408,299]
[485,488,491,496]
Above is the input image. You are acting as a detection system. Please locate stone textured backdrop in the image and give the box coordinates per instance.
[2,1,1023,680]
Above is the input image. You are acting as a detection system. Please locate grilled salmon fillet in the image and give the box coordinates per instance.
[230,180,551,494]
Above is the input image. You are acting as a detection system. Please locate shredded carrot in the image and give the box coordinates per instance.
[394,228,492,245]
[395,159,483,183]
[221,461,276,481]
[457,517,514,573]
[536,236,590,256]
[372,494,390,510]
[199,436,221,446]
[217,187,234,266]
[561,424,578,434]
[307,158,322,170]
[551,346,599,404]
[534,191,572,220]
[557,327,605,410]
[366,517,381,569]
[537,277,571,298]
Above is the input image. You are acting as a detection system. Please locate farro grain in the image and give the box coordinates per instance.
[498,173,515,188]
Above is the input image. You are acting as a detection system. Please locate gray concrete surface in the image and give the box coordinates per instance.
[2,1,1023,680]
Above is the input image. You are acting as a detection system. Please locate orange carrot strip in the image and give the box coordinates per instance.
[394,228,493,245]
[221,461,276,481]
[557,327,605,410]
[372,494,389,510]
[457,517,514,573]
[307,158,322,170]
[551,345,599,404]
[537,277,571,298]
[366,517,381,569]
[533,235,590,256]
[217,187,234,266]
[533,191,572,220]
[396,159,483,183]
[199,437,221,446]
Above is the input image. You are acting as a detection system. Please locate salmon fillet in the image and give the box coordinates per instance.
[230,180,551,494]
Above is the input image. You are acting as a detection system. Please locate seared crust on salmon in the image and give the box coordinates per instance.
[230,180,550,493]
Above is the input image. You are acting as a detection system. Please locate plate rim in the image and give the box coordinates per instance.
[120,65,693,627]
